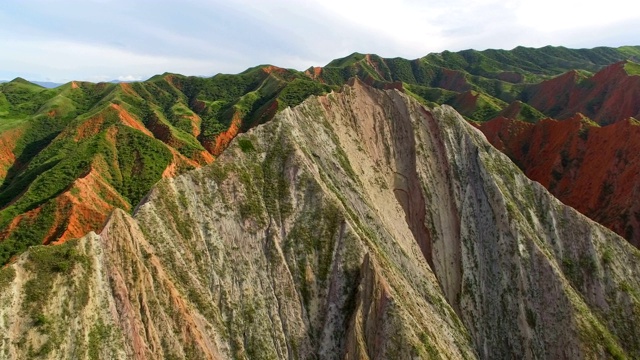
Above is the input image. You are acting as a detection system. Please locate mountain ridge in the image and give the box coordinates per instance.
[1,45,640,264]
[1,80,639,359]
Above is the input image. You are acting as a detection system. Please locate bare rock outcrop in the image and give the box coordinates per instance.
[1,80,639,359]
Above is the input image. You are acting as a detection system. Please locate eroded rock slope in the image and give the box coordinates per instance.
[478,114,640,247]
[1,80,639,359]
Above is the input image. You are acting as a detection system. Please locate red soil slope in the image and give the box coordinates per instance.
[436,69,472,92]
[0,71,308,261]
[304,67,323,81]
[204,111,242,156]
[478,115,640,247]
[498,101,530,120]
[112,104,153,136]
[1,168,131,245]
[449,91,480,115]
[525,62,640,125]
[0,127,24,180]
[0,104,216,247]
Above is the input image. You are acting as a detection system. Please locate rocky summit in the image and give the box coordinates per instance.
[1,80,639,359]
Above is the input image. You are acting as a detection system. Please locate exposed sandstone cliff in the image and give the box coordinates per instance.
[1,81,639,359]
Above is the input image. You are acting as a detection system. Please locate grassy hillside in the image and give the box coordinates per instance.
[1,45,639,264]
[315,46,640,122]
[0,67,334,264]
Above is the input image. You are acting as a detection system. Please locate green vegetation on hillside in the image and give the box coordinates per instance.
[624,61,640,76]
[277,79,332,110]
[513,102,546,123]
[113,126,173,204]
[0,65,338,263]
[319,46,640,122]
[1,45,639,265]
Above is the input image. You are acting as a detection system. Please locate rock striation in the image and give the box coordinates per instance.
[1,81,639,359]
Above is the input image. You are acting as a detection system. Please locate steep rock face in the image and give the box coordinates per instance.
[2,81,640,359]
[0,235,128,359]
[478,115,640,247]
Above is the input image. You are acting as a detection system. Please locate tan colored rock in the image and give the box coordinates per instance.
[1,80,639,359]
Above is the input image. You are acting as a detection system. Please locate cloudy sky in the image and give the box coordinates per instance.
[1,0,638,83]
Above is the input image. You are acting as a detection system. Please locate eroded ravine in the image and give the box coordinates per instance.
[1,81,640,359]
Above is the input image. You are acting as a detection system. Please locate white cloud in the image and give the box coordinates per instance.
[0,0,638,82]
[0,38,232,82]
[116,75,144,82]
[515,0,638,32]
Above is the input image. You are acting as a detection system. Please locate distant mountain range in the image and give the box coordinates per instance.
[1,45,640,267]
[0,79,138,88]
[31,81,63,88]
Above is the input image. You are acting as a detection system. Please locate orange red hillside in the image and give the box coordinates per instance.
[478,115,640,246]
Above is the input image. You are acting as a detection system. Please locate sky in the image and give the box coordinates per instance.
[1,0,638,83]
